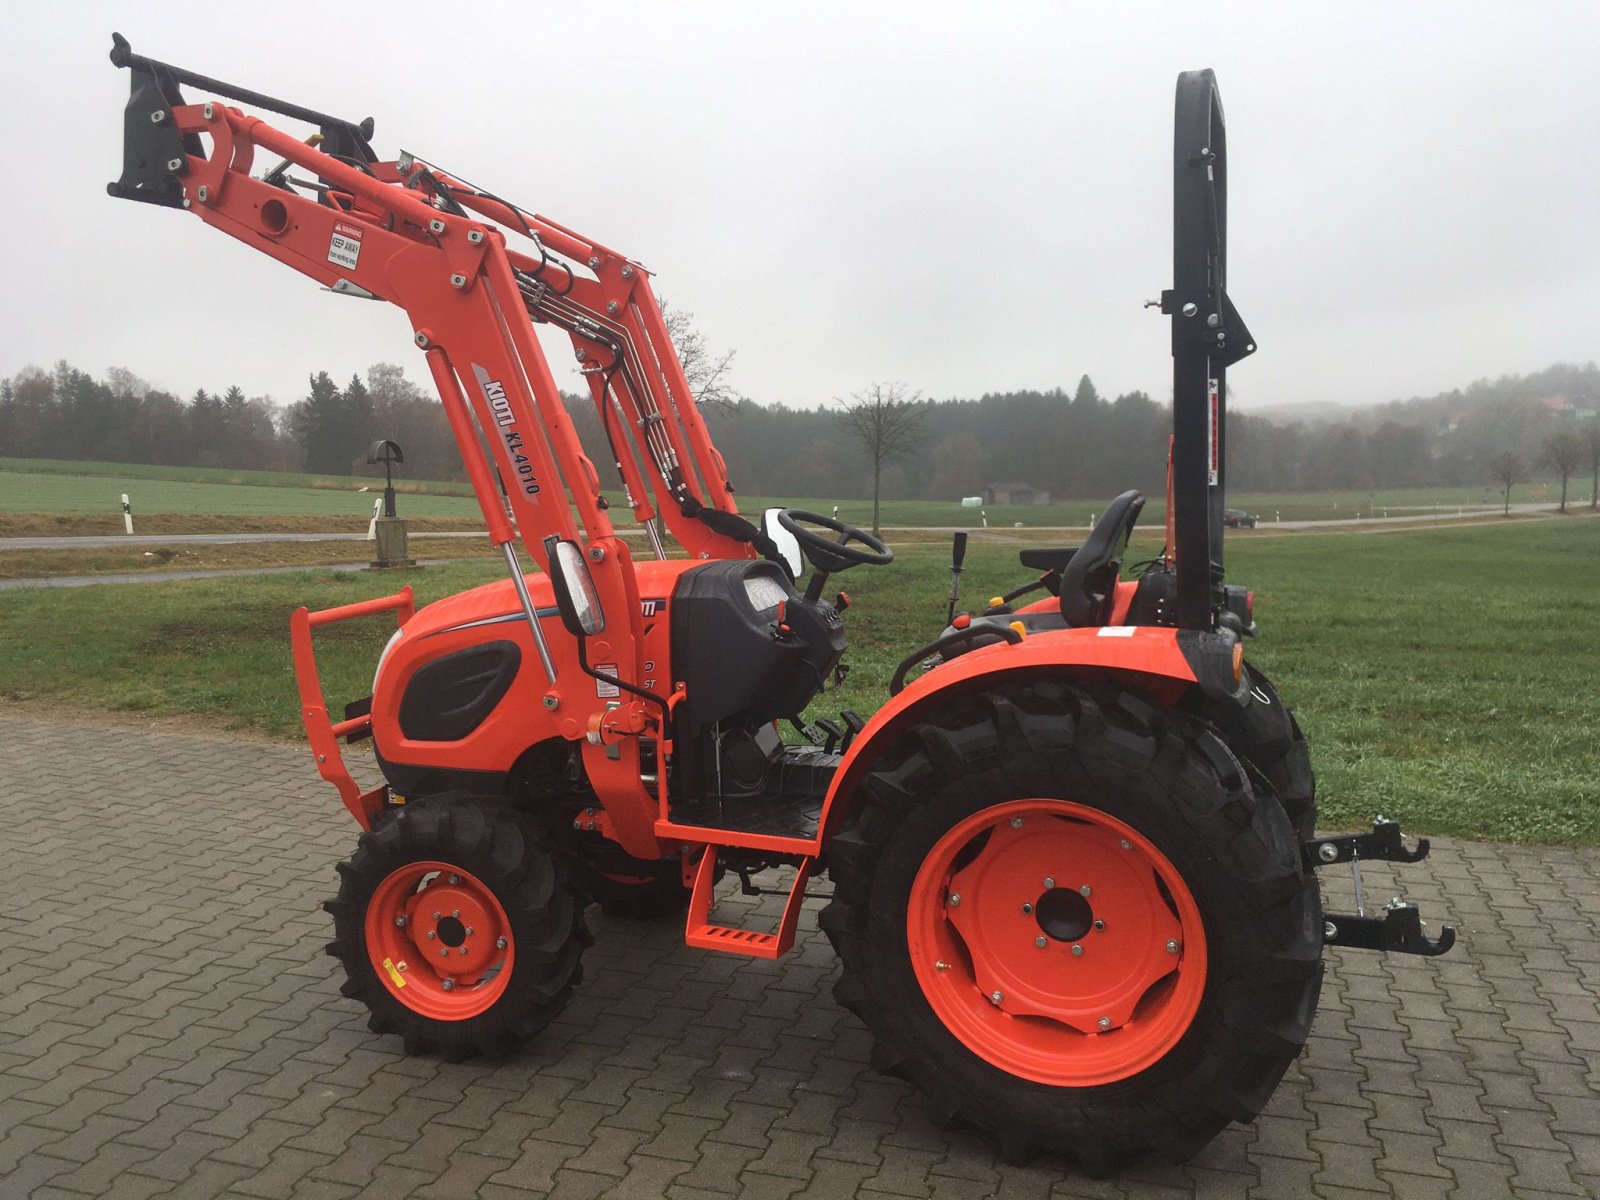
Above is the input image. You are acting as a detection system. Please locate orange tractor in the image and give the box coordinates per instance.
[109,36,1452,1169]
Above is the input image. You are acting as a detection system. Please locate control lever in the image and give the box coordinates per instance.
[838,710,865,753]
[811,717,845,755]
[946,531,968,624]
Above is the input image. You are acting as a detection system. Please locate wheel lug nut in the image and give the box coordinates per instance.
[1166,939,1180,954]
[1120,839,1132,850]
[1035,936,1048,948]
[452,910,461,918]
[989,990,1004,1006]
[1093,919,1106,932]
[448,875,461,886]
[442,979,454,991]
[432,912,441,920]
[426,931,436,940]
[1098,1017,1112,1030]
[1071,944,1084,957]
[1021,902,1033,914]
[1079,885,1092,897]
[1043,877,1055,890]
[1010,817,1023,828]
[439,949,447,957]
[465,928,473,937]
[496,937,508,949]
[948,893,961,907]
[459,947,468,956]
[394,916,407,928]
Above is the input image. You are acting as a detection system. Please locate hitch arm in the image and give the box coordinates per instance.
[1323,903,1456,957]
[1304,817,1431,871]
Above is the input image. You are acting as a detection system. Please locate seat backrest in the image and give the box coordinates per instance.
[1059,490,1144,627]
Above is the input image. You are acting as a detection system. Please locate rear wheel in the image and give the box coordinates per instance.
[324,798,588,1060]
[820,681,1322,1171]
[1208,663,1317,839]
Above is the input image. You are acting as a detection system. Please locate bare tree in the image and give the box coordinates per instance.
[1539,431,1587,513]
[1581,418,1600,510]
[837,382,929,536]
[657,298,743,410]
[1486,452,1523,516]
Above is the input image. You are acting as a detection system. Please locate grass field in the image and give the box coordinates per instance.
[5,456,1575,529]
[1,516,1595,844]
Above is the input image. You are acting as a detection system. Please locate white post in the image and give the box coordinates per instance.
[832,505,840,521]
[121,494,133,535]
[981,509,988,529]
[368,498,382,540]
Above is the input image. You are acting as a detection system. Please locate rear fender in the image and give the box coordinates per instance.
[817,625,1243,842]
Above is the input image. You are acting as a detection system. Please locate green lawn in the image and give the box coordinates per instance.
[1,516,1595,844]
[0,468,484,519]
[5,456,1570,527]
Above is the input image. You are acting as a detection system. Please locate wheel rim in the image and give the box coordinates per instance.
[906,799,1207,1087]
[364,860,515,1020]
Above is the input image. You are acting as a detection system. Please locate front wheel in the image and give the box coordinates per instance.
[820,681,1322,1171]
[324,798,588,1060]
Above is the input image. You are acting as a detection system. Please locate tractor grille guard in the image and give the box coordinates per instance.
[290,588,415,829]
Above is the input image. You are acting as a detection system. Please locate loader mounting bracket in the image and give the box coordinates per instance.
[1322,903,1457,957]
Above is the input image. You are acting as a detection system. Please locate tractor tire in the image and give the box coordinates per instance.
[1207,663,1317,840]
[819,681,1322,1172]
[324,797,589,1061]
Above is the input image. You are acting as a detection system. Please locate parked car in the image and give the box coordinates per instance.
[1223,507,1258,528]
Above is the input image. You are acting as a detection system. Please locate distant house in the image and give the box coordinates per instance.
[984,481,1051,506]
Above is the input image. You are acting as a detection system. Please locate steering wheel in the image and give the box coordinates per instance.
[776,509,894,574]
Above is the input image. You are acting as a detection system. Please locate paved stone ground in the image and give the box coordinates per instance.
[0,712,1596,1200]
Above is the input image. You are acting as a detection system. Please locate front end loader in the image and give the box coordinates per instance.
[107,36,1453,1171]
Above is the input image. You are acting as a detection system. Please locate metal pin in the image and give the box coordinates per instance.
[1318,843,1339,863]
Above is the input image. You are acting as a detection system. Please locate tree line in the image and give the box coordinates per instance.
[3,356,1597,506]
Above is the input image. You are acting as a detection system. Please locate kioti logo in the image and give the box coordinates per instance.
[483,378,514,427]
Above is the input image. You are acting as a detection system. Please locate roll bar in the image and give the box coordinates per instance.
[1161,70,1257,630]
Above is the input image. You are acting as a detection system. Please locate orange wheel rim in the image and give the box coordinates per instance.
[364,861,515,1020]
[906,799,1207,1086]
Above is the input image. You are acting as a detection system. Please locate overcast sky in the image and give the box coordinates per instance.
[2,3,1597,416]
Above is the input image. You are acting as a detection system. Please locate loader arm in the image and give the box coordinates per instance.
[107,33,754,573]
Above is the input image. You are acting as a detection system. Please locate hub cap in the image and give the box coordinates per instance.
[364,861,514,1020]
[906,799,1207,1086]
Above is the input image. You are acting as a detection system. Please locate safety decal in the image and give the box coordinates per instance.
[594,665,621,699]
[328,220,364,271]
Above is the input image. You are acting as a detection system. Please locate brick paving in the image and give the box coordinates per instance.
[0,711,1596,1199]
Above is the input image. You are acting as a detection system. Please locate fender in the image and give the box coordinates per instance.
[815,624,1244,843]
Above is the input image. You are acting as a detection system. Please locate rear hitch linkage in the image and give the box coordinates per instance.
[1305,818,1457,958]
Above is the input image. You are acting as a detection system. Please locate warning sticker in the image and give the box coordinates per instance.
[594,665,621,699]
[328,220,364,271]
[381,957,406,988]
